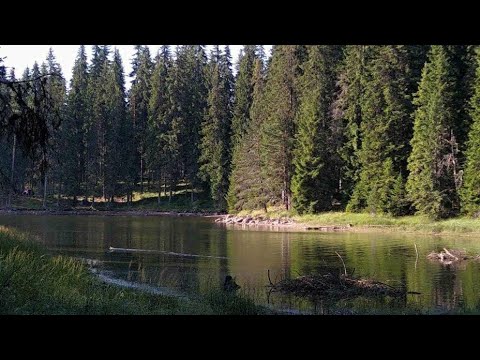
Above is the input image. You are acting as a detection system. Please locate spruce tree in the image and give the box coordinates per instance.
[230,45,257,148]
[406,46,460,218]
[460,47,480,215]
[228,58,268,211]
[260,45,306,210]
[291,45,343,214]
[128,45,152,193]
[170,45,208,203]
[61,45,89,202]
[42,48,66,207]
[102,49,127,203]
[85,45,110,203]
[147,45,176,204]
[227,45,263,211]
[199,46,233,210]
[334,45,368,206]
[347,46,413,215]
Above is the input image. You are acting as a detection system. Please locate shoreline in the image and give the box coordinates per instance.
[215,214,480,237]
[2,208,480,237]
[0,208,221,217]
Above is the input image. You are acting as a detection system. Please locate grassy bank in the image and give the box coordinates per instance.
[1,189,215,213]
[236,208,480,236]
[0,227,267,315]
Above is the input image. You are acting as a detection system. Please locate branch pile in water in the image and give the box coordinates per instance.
[427,248,480,265]
[268,271,412,300]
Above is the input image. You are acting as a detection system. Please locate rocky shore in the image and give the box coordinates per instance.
[215,214,352,231]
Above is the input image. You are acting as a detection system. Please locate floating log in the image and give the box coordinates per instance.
[108,246,228,260]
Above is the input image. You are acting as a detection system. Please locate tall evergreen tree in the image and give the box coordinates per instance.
[227,45,263,211]
[228,58,268,211]
[147,45,177,204]
[42,48,66,207]
[102,48,127,203]
[333,45,369,206]
[460,47,480,215]
[128,45,153,193]
[199,46,233,210]
[347,46,413,215]
[260,45,306,210]
[445,45,477,156]
[291,45,343,214]
[406,46,461,218]
[85,45,110,203]
[60,45,88,202]
[170,45,208,202]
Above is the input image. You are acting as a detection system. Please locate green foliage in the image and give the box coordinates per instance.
[2,45,480,219]
[128,46,153,193]
[406,46,461,219]
[146,46,178,203]
[170,46,208,200]
[199,47,233,211]
[230,45,257,148]
[60,45,88,199]
[227,59,269,212]
[347,46,413,215]
[461,48,480,215]
[291,45,343,214]
[335,46,367,204]
[260,45,306,210]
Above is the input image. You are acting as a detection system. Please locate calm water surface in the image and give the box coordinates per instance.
[1,214,480,314]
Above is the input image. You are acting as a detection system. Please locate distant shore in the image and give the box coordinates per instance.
[0,208,221,217]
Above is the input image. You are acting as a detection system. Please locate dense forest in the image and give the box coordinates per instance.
[2,45,480,219]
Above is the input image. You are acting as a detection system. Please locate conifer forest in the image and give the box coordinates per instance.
[2,45,480,220]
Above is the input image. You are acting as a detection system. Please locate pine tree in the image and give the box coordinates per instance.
[199,46,233,210]
[347,46,413,215]
[60,45,88,202]
[333,45,369,206]
[291,45,343,214]
[228,45,252,148]
[102,48,127,203]
[227,45,263,211]
[260,45,306,210]
[460,47,480,215]
[128,45,153,193]
[406,46,461,218]
[228,58,268,211]
[446,45,476,155]
[170,45,208,203]
[85,45,110,203]
[147,45,176,204]
[42,48,66,207]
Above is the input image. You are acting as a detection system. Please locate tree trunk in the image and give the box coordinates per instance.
[157,172,161,206]
[43,173,48,209]
[140,153,144,194]
[8,134,16,208]
[191,182,194,204]
[163,173,167,197]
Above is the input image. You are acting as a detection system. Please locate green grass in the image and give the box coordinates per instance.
[237,207,480,235]
[0,227,268,315]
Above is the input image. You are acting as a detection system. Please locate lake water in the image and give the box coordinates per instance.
[1,214,480,314]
